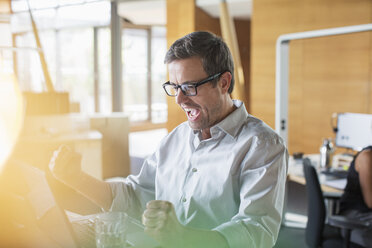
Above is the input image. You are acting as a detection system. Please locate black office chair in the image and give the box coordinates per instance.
[302,158,369,248]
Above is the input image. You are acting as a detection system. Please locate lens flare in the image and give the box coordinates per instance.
[0,71,24,172]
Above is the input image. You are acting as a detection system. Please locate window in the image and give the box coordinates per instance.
[11,0,167,125]
[97,27,112,113]
[121,26,167,123]
[123,28,149,121]
[150,26,167,123]
[59,28,94,113]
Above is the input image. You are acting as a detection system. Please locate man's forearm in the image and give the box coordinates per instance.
[69,172,113,211]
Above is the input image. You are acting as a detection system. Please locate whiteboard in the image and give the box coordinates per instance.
[335,113,372,151]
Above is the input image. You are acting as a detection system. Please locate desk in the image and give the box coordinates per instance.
[288,154,346,193]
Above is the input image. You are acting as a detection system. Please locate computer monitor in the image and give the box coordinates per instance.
[335,112,372,151]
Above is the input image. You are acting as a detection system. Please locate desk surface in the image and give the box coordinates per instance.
[288,154,347,193]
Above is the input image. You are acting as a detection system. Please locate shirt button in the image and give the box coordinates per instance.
[182,197,187,203]
[192,168,197,173]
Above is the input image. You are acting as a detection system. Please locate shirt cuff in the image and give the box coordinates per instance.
[107,181,130,212]
[107,180,143,220]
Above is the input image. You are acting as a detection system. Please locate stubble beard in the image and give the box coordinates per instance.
[188,102,222,132]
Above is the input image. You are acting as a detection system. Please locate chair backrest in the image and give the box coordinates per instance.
[303,158,326,248]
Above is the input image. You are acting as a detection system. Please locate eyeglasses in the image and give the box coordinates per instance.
[162,72,223,97]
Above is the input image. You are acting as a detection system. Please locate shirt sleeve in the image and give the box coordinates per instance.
[214,134,288,248]
[108,152,158,219]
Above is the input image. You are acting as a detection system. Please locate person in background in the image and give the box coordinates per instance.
[49,31,288,248]
[340,146,372,247]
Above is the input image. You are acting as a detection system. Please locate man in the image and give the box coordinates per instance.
[50,31,288,248]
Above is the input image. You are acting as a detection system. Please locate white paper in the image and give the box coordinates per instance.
[323,178,347,190]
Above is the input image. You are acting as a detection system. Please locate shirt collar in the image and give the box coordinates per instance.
[213,100,248,138]
[192,100,248,139]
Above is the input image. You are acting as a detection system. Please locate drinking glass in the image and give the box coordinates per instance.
[95,212,127,248]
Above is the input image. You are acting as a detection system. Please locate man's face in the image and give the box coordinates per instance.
[168,57,228,132]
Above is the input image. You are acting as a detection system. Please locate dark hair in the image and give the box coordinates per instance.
[164,31,234,93]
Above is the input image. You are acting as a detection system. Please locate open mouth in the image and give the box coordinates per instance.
[184,108,200,121]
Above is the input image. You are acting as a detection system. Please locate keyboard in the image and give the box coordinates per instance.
[71,217,96,248]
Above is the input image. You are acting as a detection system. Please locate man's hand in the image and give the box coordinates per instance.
[48,145,83,187]
[142,200,187,248]
[142,200,229,248]
[48,145,113,211]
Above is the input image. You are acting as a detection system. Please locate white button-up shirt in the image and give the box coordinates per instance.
[109,100,288,248]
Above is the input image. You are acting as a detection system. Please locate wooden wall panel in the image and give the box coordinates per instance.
[370,41,372,113]
[166,0,196,132]
[251,0,372,154]
[0,0,10,14]
[195,7,220,35]
[235,19,251,112]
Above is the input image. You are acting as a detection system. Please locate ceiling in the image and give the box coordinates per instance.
[118,0,252,26]
[197,0,251,19]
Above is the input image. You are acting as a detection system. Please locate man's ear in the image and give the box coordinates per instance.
[219,71,232,94]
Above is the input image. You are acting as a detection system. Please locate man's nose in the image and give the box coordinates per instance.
[175,88,187,105]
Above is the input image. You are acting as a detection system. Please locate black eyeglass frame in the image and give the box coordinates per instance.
[162,72,224,97]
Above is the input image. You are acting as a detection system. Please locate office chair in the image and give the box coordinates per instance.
[302,158,369,248]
